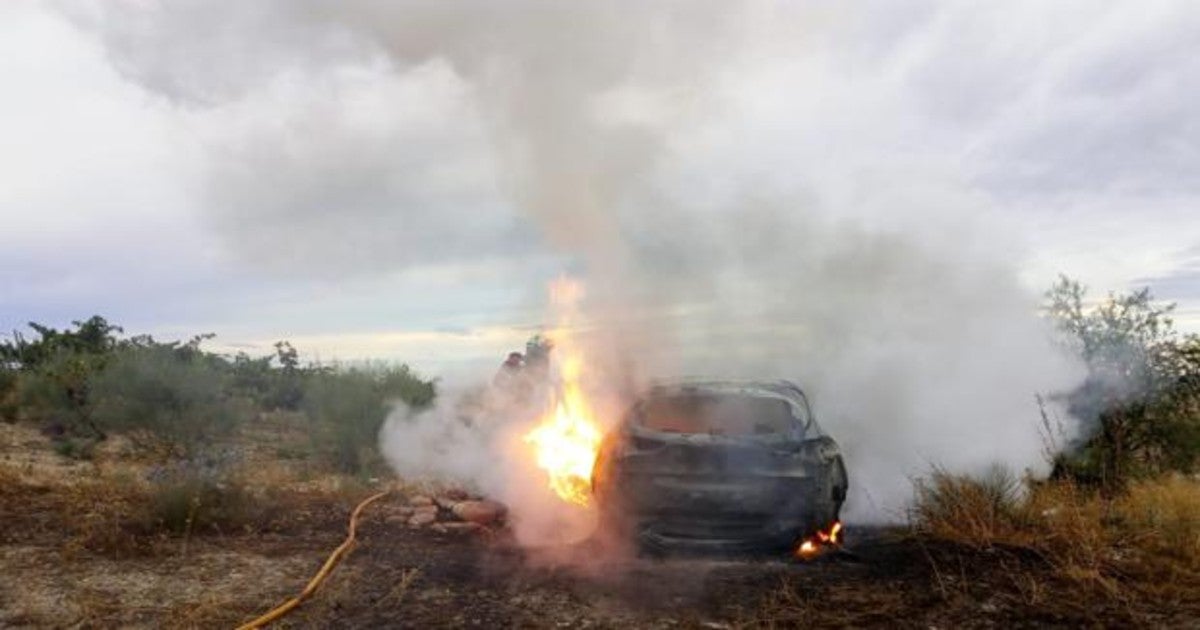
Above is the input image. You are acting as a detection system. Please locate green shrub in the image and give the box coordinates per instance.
[14,348,107,437]
[52,436,97,460]
[230,352,273,401]
[302,363,436,475]
[229,342,305,410]
[2,316,121,435]
[1045,276,1200,487]
[147,469,252,534]
[375,362,437,408]
[0,368,17,422]
[1,316,121,370]
[91,345,243,459]
[267,341,304,410]
[3,317,440,472]
[303,369,387,475]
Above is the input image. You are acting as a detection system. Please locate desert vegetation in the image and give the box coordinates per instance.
[1,277,1197,627]
[0,317,436,553]
[0,318,443,626]
[1,316,435,472]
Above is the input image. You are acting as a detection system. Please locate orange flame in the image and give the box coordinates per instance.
[795,521,843,559]
[522,278,604,506]
[523,356,602,505]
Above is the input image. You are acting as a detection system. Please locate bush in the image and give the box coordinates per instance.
[1045,276,1200,487]
[302,363,436,475]
[375,362,437,408]
[14,348,107,437]
[0,368,18,422]
[911,465,1032,548]
[146,466,252,534]
[91,345,243,459]
[1117,475,1200,567]
[2,316,122,434]
[229,342,305,410]
[912,467,1200,594]
[52,436,98,460]
[3,316,441,474]
[1,315,121,369]
[303,369,387,475]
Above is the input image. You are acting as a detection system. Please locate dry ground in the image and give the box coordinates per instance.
[1,422,1197,628]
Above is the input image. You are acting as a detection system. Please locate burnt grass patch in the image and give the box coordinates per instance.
[3,477,1198,628]
[267,519,1199,629]
[2,418,1196,630]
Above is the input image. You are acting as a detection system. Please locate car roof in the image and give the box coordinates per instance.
[632,378,817,436]
[642,379,809,404]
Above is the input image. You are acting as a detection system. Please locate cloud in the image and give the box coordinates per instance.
[35,1,1200,302]
[192,56,536,277]
[49,1,1091,519]
[0,3,210,328]
[59,1,748,278]
[3,2,1198,523]
[1135,245,1200,310]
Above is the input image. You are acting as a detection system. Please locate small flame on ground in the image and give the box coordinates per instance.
[795,521,843,559]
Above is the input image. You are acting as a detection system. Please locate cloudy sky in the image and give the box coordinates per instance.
[2,1,1198,378]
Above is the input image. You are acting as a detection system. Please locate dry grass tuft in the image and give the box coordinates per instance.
[909,468,1200,619]
[374,567,421,609]
[1116,475,1200,567]
[912,470,1200,567]
[58,473,160,557]
[0,445,382,560]
[911,465,1033,549]
[0,461,158,556]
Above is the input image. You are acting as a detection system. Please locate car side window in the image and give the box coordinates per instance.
[792,394,813,437]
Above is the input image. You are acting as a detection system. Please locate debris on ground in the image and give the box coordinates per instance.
[388,492,508,534]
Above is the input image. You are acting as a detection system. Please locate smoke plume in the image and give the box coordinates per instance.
[72,2,1089,528]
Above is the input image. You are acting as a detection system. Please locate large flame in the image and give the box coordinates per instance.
[522,278,604,506]
[523,355,602,505]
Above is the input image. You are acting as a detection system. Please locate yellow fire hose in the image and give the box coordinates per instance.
[235,490,390,630]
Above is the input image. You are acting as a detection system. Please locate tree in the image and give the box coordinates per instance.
[1,316,122,369]
[2,316,124,436]
[268,341,304,410]
[15,349,108,438]
[1045,276,1200,487]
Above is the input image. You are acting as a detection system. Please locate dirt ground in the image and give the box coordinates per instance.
[254,510,1198,629]
[3,498,1186,629]
[2,421,1197,629]
[277,518,923,629]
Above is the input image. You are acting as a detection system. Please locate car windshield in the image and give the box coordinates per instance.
[635,393,796,436]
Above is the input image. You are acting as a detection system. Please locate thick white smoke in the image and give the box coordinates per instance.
[73,2,1091,525]
[380,377,609,547]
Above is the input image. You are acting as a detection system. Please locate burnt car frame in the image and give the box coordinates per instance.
[591,380,848,553]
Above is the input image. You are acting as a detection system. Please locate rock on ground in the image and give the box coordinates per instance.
[451,500,506,525]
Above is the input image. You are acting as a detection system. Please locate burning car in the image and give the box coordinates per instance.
[591,380,848,553]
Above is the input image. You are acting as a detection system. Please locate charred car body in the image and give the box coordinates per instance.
[592,380,847,553]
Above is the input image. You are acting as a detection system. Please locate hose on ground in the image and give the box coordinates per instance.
[235,490,390,630]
